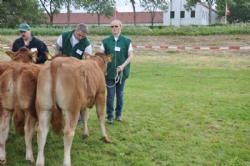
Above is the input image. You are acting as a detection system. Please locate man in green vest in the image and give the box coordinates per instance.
[55,23,92,59]
[100,19,134,124]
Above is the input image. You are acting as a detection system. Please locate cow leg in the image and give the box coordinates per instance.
[36,111,51,166]
[63,111,78,166]
[81,108,89,139]
[0,110,11,165]
[24,112,36,163]
[95,93,111,143]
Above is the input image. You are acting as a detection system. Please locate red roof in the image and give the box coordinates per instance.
[50,11,163,25]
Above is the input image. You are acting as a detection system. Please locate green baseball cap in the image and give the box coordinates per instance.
[19,23,31,32]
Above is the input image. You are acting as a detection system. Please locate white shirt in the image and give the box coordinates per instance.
[56,34,92,55]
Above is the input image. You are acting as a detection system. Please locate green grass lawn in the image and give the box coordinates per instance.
[5,52,250,166]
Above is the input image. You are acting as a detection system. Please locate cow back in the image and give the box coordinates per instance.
[0,62,40,134]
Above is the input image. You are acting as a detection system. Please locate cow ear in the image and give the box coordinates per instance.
[106,55,112,62]
[46,52,53,60]
[5,51,16,59]
[30,51,38,62]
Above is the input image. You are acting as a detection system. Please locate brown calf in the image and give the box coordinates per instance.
[35,53,111,166]
[0,47,39,165]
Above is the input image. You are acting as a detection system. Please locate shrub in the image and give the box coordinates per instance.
[0,24,249,36]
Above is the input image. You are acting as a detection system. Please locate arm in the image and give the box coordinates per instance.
[117,43,134,72]
[54,35,63,55]
[83,44,93,56]
[36,42,49,64]
[12,39,19,52]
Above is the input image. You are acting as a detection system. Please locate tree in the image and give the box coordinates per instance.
[139,0,168,27]
[216,0,250,23]
[39,0,63,25]
[63,0,73,25]
[186,0,216,24]
[61,0,79,25]
[130,0,137,25]
[75,0,115,25]
[0,0,45,28]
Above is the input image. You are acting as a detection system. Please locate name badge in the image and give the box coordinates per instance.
[30,48,38,52]
[115,46,120,51]
[76,49,83,55]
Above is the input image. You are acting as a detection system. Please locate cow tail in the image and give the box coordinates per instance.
[13,106,25,135]
[0,79,2,116]
[50,61,63,134]
[0,96,2,116]
[13,69,25,135]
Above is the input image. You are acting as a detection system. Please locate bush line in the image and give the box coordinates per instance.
[0,24,250,36]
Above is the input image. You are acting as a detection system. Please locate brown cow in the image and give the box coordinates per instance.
[0,47,39,165]
[35,53,111,166]
[0,47,37,74]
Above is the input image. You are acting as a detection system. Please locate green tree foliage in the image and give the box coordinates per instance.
[0,0,45,28]
[39,0,63,25]
[217,0,250,23]
[62,0,75,25]
[139,0,168,27]
[75,0,115,25]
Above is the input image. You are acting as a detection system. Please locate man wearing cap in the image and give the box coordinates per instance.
[55,23,92,59]
[12,23,49,64]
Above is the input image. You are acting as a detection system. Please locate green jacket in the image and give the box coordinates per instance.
[61,30,90,59]
[102,34,132,80]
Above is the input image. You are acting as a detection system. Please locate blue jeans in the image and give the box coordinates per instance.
[106,79,126,120]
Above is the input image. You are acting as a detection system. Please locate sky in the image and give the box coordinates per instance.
[61,0,144,13]
[115,0,143,12]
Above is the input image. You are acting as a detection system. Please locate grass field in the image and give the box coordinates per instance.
[1,36,250,165]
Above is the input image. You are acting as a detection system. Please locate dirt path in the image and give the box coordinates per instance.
[1,35,250,60]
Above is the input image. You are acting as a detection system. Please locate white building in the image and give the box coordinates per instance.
[163,0,218,26]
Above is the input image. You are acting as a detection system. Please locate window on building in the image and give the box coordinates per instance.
[180,11,185,18]
[170,11,175,18]
[191,11,195,18]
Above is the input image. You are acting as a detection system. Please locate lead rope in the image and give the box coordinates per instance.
[106,70,123,88]
[106,39,123,88]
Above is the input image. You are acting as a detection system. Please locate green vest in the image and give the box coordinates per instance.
[103,35,131,80]
[61,30,90,60]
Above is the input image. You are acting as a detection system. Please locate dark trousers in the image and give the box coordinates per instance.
[106,79,126,120]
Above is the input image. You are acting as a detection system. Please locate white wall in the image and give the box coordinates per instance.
[163,0,217,26]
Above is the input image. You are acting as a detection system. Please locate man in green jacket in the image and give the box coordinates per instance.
[55,23,92,59]
[100,19,134,124]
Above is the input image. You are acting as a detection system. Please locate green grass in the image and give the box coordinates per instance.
[5,53,250,166]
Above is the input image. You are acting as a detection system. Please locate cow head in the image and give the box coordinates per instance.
[5,47,37,63]
[86,52,112,72]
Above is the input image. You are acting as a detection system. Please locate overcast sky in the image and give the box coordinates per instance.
[61,0,144,13]
[116,0,143,12]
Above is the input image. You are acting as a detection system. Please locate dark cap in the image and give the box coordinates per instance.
[19,23,31,32]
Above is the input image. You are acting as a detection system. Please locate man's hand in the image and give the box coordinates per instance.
[116,65,124,73]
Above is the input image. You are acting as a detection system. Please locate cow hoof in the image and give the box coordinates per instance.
[0,159,6,165]
[100,137,112,143]
[82,134,89,139]
[26,157,34,163]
